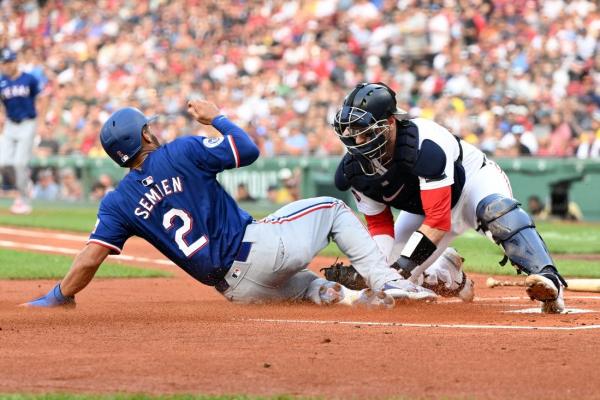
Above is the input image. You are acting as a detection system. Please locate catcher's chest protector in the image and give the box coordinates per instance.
[335,120,465,214]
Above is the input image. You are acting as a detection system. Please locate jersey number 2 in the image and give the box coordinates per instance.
[163,208,208,257]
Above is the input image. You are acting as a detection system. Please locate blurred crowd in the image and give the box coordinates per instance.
[1,0,600,164]
[2,166,114,202]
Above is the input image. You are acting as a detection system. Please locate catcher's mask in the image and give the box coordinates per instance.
[334,82,405,176]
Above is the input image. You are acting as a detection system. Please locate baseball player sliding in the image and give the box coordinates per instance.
[332,82,567,313]
[23,99,440,309]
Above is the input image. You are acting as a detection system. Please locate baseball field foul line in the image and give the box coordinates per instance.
[0,240,173,266]
[0,226,87,241]
[248,318,600,331]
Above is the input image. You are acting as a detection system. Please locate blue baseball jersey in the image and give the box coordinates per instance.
[0,72,40,122]
[89,116,260,285]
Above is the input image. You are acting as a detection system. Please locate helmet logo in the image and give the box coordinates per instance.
[117,150,129,163]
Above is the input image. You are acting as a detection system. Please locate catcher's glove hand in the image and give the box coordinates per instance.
[320,261,368,290]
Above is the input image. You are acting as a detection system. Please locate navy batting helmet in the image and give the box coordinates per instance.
[1,48,17,63]
[100,107,157,167]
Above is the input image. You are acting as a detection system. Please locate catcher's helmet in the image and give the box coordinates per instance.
[100,107,157,167]
[333,82,404,175]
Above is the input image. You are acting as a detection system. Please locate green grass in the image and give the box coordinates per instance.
[0,249,171,280]
[0,201,99,232]
[0,200,276,233]
[319,221,600,278]
[2,201,600,278]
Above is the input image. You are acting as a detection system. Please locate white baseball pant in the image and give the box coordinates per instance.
[390,159,513,283]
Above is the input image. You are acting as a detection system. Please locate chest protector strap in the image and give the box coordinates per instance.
[394,120,419,170]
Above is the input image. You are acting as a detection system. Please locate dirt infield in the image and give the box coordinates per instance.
[2,227,600,399]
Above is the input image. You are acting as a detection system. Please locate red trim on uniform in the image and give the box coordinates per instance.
[364,207,395,237]
[227,135,240,168]
[260,203,336,224]
[421,186,452,231]
[87,239,122,254]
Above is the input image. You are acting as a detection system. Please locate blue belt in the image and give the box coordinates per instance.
[215,241,252,293]
[235,241,252,262]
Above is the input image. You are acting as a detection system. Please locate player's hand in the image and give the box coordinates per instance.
[20,283,76,308]
[187,99,221,125]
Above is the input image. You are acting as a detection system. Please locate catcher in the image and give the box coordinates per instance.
[329,82,567,313]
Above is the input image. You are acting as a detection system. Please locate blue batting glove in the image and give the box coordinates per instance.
[22,283,76,308]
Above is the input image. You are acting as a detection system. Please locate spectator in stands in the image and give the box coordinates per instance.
[528,195,550,221]
[97,174,115,193]
[89,182,107,202]
[236,183,256,202]
[0,0,597,189]
[33,124,60,158]
[266,184,279,204]
[272,168,300,205]
[58,167,83,202]
[32,169,59,201]
[89,173,114,201]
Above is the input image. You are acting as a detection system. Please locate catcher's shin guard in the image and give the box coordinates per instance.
[476,194,566,286]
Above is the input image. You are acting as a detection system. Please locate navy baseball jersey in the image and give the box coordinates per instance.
[89,116,260,285]
[0,72,40,122]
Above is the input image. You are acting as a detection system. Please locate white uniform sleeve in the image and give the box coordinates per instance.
[413,118,459,190]
[350,187,386,216]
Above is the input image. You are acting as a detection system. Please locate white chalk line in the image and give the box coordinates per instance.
[247,318,600,331]
[440,295,600,303]
[0,240,173,266]
[505,307,595,314]
[0,226,87,242]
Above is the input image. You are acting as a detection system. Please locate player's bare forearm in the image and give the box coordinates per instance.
[418,224,447,245]
[60,243,110,296]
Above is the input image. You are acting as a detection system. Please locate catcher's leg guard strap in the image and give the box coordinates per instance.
[476,194,557,276]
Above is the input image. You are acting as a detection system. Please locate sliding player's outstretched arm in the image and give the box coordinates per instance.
[22,243,110,307]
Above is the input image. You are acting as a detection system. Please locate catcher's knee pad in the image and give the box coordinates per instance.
[476,194,555,275]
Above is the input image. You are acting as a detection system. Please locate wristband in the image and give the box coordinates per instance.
[52,283,74,304]
[391,231,437,279]
[25,283,75,308]
[400,230,437,265]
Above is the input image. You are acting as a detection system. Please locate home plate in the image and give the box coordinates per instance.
[505,307,595,314]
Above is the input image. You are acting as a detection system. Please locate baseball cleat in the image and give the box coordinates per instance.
[10,201,32,215]
[422,248,475,302]
[443,248,475,302]
[383,280,437,302]
[525,274,565,314]
[352,289,395,309]
[318,281,344,305]
[442,247,465,268]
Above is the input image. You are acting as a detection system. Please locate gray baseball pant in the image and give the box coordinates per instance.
[0,118,36,199]
[219,196,401,303]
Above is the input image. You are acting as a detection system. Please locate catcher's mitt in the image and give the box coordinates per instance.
[320,261,368,290]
